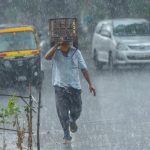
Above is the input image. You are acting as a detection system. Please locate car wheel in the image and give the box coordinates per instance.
[108,51,113,68]
[108,50,118,70]
[93,50,104,70]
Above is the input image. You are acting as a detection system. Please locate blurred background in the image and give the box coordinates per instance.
[0,0,150,48]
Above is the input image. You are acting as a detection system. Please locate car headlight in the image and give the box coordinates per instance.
[116,43,129,51]
[29,56,39,65]
[4,60,12,68]
[30,58,36,65]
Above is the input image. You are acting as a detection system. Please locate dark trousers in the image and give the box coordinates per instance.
[54,86,82,139]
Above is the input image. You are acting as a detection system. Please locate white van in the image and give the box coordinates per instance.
[92,18,150,69]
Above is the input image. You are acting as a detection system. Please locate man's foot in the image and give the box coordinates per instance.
[63,139,71,144]
[70,121,78,133]
[63,135,72,144]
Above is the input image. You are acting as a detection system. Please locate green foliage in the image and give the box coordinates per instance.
[24,105,30,113]
[7,96,20,115]
[128,0,150,18]
[0,96,21,125]
[0,0,149,33]
[0,96,30,149]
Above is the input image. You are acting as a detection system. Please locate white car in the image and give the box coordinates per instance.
[92,18,150,69]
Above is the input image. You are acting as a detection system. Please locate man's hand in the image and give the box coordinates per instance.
[81,69,96,97]
[45,43,60,60]
[89,85,96,96]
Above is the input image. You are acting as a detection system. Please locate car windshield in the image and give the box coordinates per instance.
[113,20,150,36]
[0,31,37,52]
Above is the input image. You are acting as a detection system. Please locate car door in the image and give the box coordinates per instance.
[94,23,115,62]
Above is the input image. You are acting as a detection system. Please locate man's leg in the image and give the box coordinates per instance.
[55,86,72,141]
[69,89,82,132]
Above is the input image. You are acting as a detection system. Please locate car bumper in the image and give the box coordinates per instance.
[96,51,109,63]
[115,50,150,64]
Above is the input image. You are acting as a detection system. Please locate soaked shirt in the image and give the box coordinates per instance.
[52,47,87,89]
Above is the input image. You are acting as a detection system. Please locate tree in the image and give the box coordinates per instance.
[106,0,129,18]
[128,0,150,19]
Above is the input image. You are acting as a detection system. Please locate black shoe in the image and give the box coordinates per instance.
[63,135,72,144]
[70,121,78,133]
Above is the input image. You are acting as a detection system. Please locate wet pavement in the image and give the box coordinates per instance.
[1,51,150,150]
[39,52,150,150]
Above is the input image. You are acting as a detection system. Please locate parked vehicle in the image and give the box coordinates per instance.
[0,24,44,88]
[92,18,150,69]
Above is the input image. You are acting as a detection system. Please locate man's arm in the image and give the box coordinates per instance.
[81,68,96,96]
[44,44,59,60]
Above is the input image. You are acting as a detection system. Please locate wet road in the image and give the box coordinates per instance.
[40,52,150,150]
[1,51,150,150]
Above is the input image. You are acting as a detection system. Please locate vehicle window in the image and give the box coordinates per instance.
[113,20,150,36]
[100,30,111,38]
[97,24,112,38]
[0,31,37,52]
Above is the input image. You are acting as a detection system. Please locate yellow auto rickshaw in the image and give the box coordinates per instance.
[0,24,43,88]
